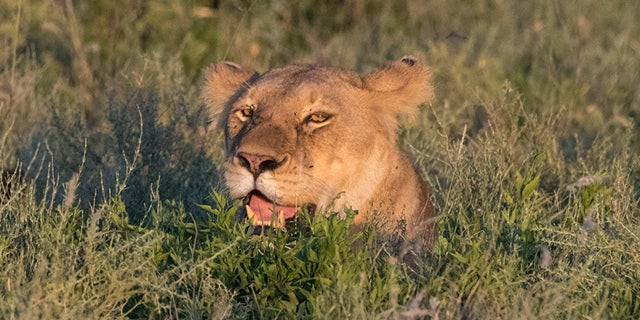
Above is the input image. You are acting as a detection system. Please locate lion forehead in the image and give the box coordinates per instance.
[252,65,363,93]
[240,69,363,118]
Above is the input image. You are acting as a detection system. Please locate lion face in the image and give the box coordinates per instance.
[203,58,434,239]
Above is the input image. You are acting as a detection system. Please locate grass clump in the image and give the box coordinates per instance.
[417,88,639,318]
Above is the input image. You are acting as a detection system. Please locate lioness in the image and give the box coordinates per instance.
[202,57,435,247]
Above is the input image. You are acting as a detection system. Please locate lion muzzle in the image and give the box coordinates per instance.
[236,152,287,177]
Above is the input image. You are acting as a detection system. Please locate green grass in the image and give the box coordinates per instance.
[1,0,639,318]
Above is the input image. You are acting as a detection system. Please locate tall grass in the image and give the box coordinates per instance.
[1,0,639,318]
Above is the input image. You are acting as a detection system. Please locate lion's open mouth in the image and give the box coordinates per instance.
[242,190,315,230]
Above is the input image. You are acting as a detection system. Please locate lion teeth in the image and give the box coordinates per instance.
[246,204,255,221]
[246,205,285,228]
[276,210,285,228]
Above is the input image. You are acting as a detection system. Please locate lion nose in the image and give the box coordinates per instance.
[236,152,286,176]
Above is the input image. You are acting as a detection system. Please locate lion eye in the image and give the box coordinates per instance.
[306,113,330,124]
[235,105,254,120]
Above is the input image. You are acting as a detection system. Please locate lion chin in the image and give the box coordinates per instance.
[202,56,436,248]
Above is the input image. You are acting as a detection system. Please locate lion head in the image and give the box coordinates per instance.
[202,57,435,245]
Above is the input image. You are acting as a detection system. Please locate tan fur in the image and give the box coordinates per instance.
[202,57,435,247]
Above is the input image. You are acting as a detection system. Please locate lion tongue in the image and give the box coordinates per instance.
[248,192,298,226]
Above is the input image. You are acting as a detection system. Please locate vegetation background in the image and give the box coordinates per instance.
[1,0,639,318]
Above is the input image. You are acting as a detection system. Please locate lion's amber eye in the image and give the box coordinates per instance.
[306,113,330,124]
[241,108,253,117]
[236,105,254,120]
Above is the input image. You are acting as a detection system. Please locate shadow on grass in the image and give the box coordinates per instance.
[22,86,223,225]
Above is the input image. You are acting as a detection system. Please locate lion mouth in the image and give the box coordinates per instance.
[242,190,315,230]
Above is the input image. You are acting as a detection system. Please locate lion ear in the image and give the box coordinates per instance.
[202,62,258,126]
[363,56,433,118]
